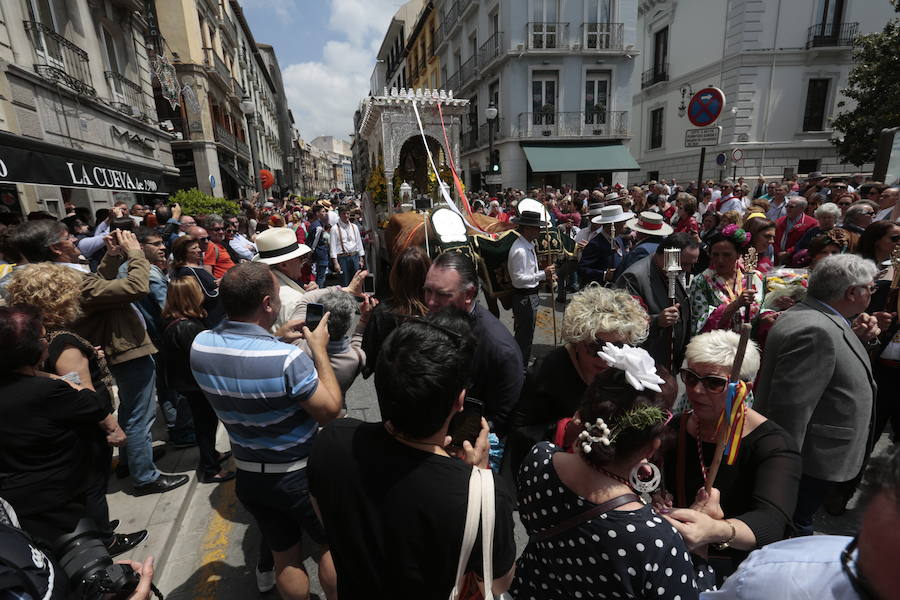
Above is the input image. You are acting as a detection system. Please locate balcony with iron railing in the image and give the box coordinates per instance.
[641,63,669,89]
[443,2,459,34]
[459,54,478,87]
[478,32,504,69]
[214,122,237,149]
[445,69,459,92]
[232,77,244,99]
[105,71,148,118]
[458,0,476,18]
[479,119,505,144]
[525,22,570,50]
[236,137,250,157]
[24,21,95,96]
[806,21,859,49]
[581,23,624,50]
[514,111,629,139]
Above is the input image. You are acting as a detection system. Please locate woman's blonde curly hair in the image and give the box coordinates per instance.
[7,262,84,329]
[561,283,649,345]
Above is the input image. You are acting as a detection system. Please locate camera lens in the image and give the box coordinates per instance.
[54,519,140,599]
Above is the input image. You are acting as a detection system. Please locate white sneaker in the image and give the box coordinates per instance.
[256,567,276,593]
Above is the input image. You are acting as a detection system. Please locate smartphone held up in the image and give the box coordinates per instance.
[446,397,484,450]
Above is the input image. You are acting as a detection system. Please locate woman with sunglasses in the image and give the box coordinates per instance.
[658,330,801,586]
[511,347,703,600]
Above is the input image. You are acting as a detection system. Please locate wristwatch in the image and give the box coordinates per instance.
[713,520,737,551]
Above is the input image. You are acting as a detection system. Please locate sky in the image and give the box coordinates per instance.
[240,0,406,143]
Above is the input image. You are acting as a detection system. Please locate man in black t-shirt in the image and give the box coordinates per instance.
[308,310,517,600]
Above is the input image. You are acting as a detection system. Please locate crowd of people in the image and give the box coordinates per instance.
[0,169,897,599]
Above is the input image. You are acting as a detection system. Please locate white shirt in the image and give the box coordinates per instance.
[718,197,745,215]
[507,234,546,290]
[329,220,365,258]
[574,226,601,245]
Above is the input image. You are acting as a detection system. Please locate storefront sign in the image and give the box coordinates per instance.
[0,131,169,194]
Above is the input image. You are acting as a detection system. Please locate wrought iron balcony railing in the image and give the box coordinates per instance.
[459,54,478,86]
[526,22,569,50]
[478,32,503,67]
[105,71,147,118]
[445,70,459,92]
[641,63,669,89]
[581,22,624,50]
[514,111,629,138]
[806,21,859,49]
[24,21,95,96]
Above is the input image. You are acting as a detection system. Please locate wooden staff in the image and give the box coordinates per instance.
[705,323,752,494]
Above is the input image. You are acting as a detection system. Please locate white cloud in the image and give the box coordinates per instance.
[281,0,400,141]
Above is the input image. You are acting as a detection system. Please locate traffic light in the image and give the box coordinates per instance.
[490,150,501,174]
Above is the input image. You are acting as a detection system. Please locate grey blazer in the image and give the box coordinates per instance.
[755,299,876,482]
[615,254,691,370]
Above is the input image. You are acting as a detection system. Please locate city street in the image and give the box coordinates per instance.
[107,292,892,599]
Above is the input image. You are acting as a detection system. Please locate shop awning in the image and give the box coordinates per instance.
[219,161,252,187]
[522,143,641,173]
[0,130,173,194]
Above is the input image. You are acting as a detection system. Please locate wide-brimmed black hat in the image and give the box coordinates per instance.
[512,210,545,228]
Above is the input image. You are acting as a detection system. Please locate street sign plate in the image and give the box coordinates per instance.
[716,152,728,166]
[685,127,722,147]
[688,87,726,127]
[731,148,744,162]
[484,174,503,185]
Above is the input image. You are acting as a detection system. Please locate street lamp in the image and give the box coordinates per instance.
[485,101,499,191]
[286,154,295,195]
[241,95,262,196]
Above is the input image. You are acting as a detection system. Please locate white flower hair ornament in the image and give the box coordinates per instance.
[578,418,611,454]
[596,343,664,393]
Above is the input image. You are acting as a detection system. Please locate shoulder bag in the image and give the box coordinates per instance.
[448,467,496,600]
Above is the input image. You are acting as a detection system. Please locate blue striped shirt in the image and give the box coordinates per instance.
[190,320,319,463]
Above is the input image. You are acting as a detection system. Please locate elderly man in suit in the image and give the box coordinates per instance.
[615,232,701,371]
[755,253,880,535]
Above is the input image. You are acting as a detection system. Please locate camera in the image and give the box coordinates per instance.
[55,519,140,599]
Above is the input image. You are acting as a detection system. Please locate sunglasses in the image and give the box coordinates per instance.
[680,368,729,393]
[211,226,225,231]
[841,536,880,600]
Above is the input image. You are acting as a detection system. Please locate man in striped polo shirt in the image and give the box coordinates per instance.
[190,261,341,600]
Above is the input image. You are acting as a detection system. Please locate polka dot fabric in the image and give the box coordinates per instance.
[510,442,702,599]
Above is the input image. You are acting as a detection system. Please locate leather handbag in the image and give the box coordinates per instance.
[448,467,495,600]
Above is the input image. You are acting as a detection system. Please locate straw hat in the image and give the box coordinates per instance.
[252,227,311,265]
[625,211,674,236]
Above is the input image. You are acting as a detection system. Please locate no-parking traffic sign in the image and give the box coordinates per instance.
[688,88,726,128]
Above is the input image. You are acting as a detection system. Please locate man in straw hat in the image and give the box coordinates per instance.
[252,227,313,330]
[578,203,634,286]
[615,211,674,280]
[508,209,556,365]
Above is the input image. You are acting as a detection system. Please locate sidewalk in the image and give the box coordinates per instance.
[105,422,231,577]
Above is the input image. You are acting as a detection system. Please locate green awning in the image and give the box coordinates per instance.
[522,143,640,173]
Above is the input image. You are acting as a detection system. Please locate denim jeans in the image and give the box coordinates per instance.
[337,253,359,287]
[314,261,330,288]
[110,355,161,486]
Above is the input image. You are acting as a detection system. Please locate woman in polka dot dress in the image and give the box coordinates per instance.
[510,356,702,599]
